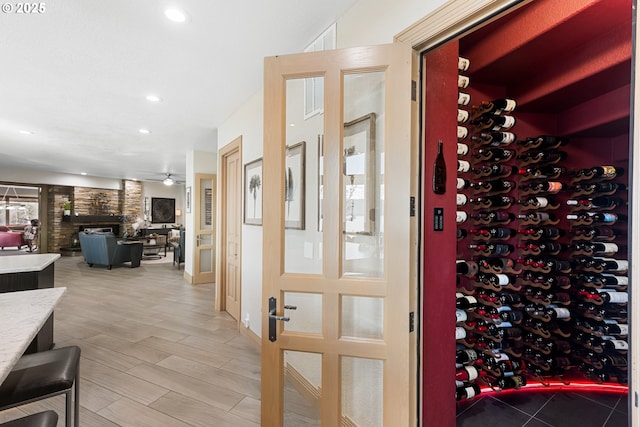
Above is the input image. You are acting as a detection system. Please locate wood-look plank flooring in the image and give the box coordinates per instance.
[0,255,265,427]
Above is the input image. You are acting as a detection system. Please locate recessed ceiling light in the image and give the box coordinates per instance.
[165,8,187,23]
[19,130,33,135]
[139,129,151,134]
[146,94,161,102]
[289,123,295,127]
[80,172,87,176]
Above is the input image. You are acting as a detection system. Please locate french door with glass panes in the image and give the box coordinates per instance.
[261,43,417,426]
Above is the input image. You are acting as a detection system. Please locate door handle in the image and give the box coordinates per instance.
[268,296,292,342]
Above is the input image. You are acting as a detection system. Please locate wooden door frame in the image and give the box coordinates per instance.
[215,137,242,321]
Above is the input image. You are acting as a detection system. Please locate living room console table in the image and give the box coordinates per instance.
[0,254,60,353]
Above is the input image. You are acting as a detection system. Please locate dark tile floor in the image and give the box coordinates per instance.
[457,389,628,427]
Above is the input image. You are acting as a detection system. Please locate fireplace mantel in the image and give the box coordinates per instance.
[62,215,123,224]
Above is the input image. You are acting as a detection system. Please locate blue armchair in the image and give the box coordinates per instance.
[78,232,143,269]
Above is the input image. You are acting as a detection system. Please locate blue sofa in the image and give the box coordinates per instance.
[78,231,143,269]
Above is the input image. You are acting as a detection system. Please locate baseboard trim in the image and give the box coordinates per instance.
[284,363,321,409]
[240,325,261,350]
[183,271,193,283]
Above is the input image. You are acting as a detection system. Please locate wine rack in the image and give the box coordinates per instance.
[454,61,629,400]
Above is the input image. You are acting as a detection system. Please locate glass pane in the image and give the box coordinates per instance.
[341,357,383,426]
[341,295,383,340]
[284,77,324,275]
[199,248,213,273]
[284,350,321,426]
[200,179,214,230]
[342,72,385,278]
[284,292,322,334]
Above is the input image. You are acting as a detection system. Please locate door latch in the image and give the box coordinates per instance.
[269,297,296,342]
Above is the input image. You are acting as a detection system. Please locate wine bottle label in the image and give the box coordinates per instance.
[457,142,469,155]
[458,160,470,173]
[535,197,548,207]
[617,324,629,335]
[499,116,516,129]
[456,211,468,223]
[492,352,510,362]
[598,290,628,303]
[458,75,470,88]
[457,126,469,139]
[502,99,517,113]
[496,274,510,285]
[458,57,470,71]
[464,366,478,381]
[566,200,578,206]
[457,109,469,123]
[600,213,617,223]
[457,178,466,190]
[601,166,617,177]
[599,243,619,254]
[606,339,629,350]
[553,307,571,319]
[458,92,471,106]
[457,194,468,206]
[499,132,516,144]
[456,327,467,340]
[463,385,477,399]
[602,274,628,285]
[547,182,563,193]
[456,309,468,323]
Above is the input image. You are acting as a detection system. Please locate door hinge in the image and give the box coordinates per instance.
[409,311,415,332]
[410,196,416,217]
[411,80,417,101]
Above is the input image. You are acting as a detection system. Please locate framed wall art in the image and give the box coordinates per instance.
[285,141,306,229]
[151,197,176,223]
[244,158,263,225]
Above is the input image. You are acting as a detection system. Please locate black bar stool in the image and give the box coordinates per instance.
[0,411,58,427]
[0,346,81,427]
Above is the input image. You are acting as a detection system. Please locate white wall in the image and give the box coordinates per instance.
[141,181,185,227]
[217,0,447,339]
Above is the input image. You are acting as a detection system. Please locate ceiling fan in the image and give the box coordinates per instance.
[148,173,183,186]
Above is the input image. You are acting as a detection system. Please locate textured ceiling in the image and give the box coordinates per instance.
[0,0,357,182]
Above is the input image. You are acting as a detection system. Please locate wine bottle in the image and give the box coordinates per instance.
[468,195,514,208]
[456,348,478,366]
[456,383,481,401]
[516,212,554,222]
[458,75,470,89]
[499,307,524,324]
[574,166,625,179]
[456,211,468,224]
[566,212,625,224]
[458,57,470,72]
[570,242,620,256]
[457,142,469,155]
[596,289,629,304]
[456,194,468,206]
[473,98,517,116]
[456,309,468,323]
[572,226,617,240]
[468,243,514,255]
[519,181,565,194]
[433,140,446,194]
[470,131,516,146]
[458,109,470,123]
[470,113,516,131]
[458,160,471,173]
[476,272,516,287]
[455,366,478,387]
[517,241,563,255]
[470,211,515,223]
[477,257,515,271]
[456,294,479,310]
[468,227,515,239]
[596,320,629,337]
[456,260,479,276]
[472,164,519,177]
[517,166,566,179]
[517,196,551,209]
[517,227,563,239]
[470,179,515,193]
[472,148,516,162]
[492,375,526,390]
[457,178,471,190]
[566,197,625,210]
[458,92,471,106]
[457,126,469,140]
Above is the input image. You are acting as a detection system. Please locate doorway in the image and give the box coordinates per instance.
[216,137,242,323]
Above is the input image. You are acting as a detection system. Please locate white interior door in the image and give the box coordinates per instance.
[261,43,416,426]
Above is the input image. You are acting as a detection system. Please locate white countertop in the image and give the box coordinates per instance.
[0,254,60,274]
[0,287,66,384]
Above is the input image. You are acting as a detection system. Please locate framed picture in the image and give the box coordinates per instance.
[285,141,306,229]
[343,113,376,235]
[151,197,176,223]
[244,158,263,225]
[186,187,192,213]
